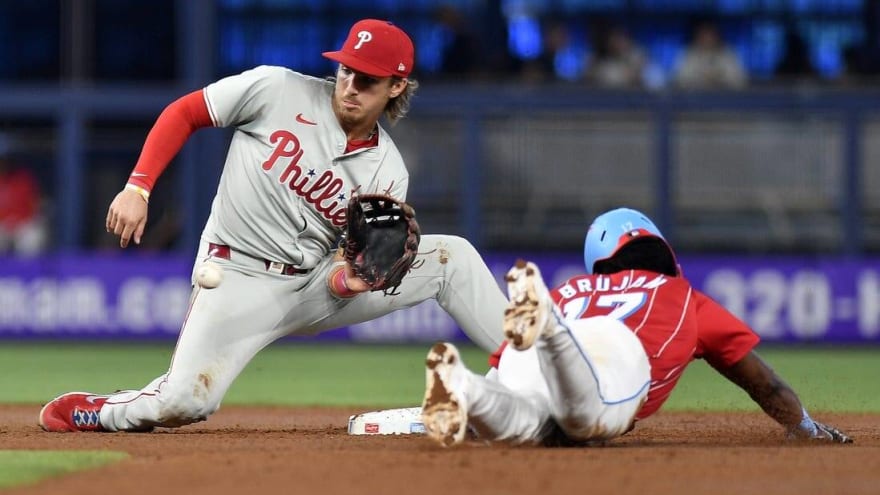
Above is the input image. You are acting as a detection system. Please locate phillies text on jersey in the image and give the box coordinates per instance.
[202,65,408,269]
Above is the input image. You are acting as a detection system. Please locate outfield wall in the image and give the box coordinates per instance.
[1,254,878,344]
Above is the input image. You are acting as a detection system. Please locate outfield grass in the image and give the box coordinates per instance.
[2,342,878,412]
[0,451,127,488]
[665,347,880,413]
[2,342,876,490]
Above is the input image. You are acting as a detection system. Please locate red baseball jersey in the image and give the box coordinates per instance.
[552,269,759,419]
[490,269,760,420]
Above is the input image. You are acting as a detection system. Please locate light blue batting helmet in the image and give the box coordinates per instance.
[583,207,678,275]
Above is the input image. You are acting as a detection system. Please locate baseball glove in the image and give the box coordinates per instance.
[343,193,421,295]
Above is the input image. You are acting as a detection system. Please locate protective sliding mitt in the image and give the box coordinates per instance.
[788,417,853,443]
[343,193,421,295]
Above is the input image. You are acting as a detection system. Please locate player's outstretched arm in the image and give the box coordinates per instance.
[710,351,853,443]
[106,187,149,248]
[106,90,214,249]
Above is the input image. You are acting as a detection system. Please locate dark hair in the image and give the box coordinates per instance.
[592,236,678,276]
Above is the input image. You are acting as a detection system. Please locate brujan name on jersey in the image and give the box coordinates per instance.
[550,268,759,420]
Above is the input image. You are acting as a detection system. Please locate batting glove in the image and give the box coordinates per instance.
[809,420,853,444]
[788,409,853,443]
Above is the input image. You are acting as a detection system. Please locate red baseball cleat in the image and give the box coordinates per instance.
[39,392,108,432]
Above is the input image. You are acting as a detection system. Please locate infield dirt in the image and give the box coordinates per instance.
[1,405,877,495]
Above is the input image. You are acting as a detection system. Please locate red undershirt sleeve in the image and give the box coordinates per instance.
[487,341,507,369]
[693,290,761,368]
[126,89,214,192]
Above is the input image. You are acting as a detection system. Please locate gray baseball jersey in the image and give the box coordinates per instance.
[203,65,407,269]
[94,66,508,432]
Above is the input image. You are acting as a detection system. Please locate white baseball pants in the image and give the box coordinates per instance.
[99,234,507,431]
[463,315,651,444]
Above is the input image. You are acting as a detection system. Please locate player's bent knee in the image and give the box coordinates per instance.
[156,397,218,427]
[155,381,221,427]
[557,414,599,439]
[421,234,468,249]
[421,234,480,267]
[558,415,628,442]
[442,235,477,254]
[556,403,640,442]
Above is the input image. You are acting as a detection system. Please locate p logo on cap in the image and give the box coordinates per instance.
[322,19,414,78]
[354,31,373,50]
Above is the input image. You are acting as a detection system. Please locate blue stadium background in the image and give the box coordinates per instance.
[2,0,880,343]
[2,0,879,254]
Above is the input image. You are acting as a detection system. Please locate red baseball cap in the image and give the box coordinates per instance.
[323,19,414,78]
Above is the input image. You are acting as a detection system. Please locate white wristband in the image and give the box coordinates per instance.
[125,183,150,203]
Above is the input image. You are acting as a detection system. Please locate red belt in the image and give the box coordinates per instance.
[208,243,311,276]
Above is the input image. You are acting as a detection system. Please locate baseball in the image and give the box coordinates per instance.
[196,261,224,289]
